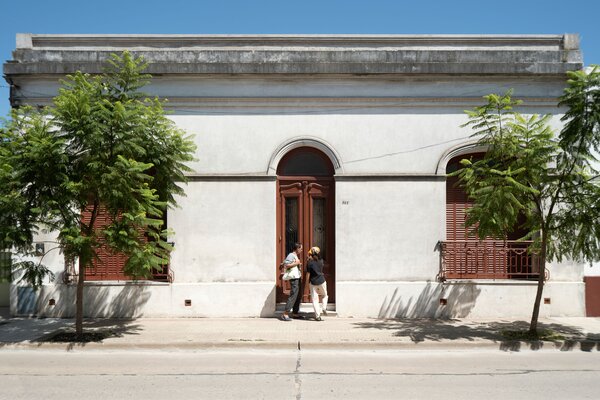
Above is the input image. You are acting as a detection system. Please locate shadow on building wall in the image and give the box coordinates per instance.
[378,281,481,319]
[260,285,277,318]
[31,282,152,318]
[84,284,152,318]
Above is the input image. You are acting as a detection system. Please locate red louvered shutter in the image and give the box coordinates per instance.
[446,175,470,278]
[446,176,471,241]
[81,205,130,281]
[445,153,511,279]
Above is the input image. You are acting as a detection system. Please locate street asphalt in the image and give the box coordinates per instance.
[1,308,599,351]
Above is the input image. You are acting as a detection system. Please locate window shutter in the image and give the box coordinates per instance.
[446,176,471,241]
[81,206,130,281]
[445,154,507,279]
[444,154,536,280]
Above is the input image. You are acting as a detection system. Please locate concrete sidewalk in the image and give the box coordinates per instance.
[2,310,600,351]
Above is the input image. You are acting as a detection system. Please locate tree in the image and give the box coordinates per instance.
[0,52,196,336]
[455,66,600,334]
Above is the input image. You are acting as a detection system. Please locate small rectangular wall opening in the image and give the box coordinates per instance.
[184,299,192,307]
[544,298,551,305]
[439,298,448,306]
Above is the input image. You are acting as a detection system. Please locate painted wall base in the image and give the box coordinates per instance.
[11,280,585,319]
[336,281,585,318]
[12,282,276,318]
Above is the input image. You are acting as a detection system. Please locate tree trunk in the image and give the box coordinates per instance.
[76,200,98,337]
[529,231,547,335]
[75,257,85,337]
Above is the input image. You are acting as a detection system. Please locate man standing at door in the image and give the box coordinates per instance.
[281,243,303,321]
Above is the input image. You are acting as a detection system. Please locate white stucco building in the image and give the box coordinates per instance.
[4,33,596,318]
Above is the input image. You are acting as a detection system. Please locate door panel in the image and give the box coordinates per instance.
[278,183,303,297]
[284,197,300,256]
[276,178,335,303]
[585,276,600,317]
[311,198,326,259]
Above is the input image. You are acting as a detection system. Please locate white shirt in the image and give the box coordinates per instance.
[283,252,301,279]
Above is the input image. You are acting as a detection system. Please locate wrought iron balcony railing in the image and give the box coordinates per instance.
[439,240,540,280]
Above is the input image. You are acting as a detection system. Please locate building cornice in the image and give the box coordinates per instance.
[5,33,582,77]
[16,33,578,49]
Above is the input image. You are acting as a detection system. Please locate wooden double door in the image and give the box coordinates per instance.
[276,177,335,303]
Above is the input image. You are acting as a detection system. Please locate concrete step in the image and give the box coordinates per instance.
[275,303,337,317]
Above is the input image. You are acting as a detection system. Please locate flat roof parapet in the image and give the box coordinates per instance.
[15,33,578,50]
[5,33,582,76]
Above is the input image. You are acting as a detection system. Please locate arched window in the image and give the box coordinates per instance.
[277,147,334,177]
[443,153,537,280]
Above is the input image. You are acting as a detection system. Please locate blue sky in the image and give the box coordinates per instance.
[2,0,599,117]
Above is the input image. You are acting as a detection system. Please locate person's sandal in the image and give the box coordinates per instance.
[315,316,322,321]
[280,315,292,321]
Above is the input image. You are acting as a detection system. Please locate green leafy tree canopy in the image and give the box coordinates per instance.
[455,66,600,333]
[0,52,196,335]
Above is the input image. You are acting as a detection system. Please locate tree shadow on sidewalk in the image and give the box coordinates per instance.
[352,319,600,351]
[34,319,144,350]
[0,318,143,351]
[0,317,70,347]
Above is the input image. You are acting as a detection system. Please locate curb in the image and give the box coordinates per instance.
[2,339,599,352]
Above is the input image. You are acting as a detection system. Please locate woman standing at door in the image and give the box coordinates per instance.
[307,246,328,321]
[281,243,303,321]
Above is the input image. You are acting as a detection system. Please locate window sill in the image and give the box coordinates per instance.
[442,279,539,285]
[83,280,170,287]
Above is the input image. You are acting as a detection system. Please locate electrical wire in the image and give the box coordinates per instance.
[8,86,479,163]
